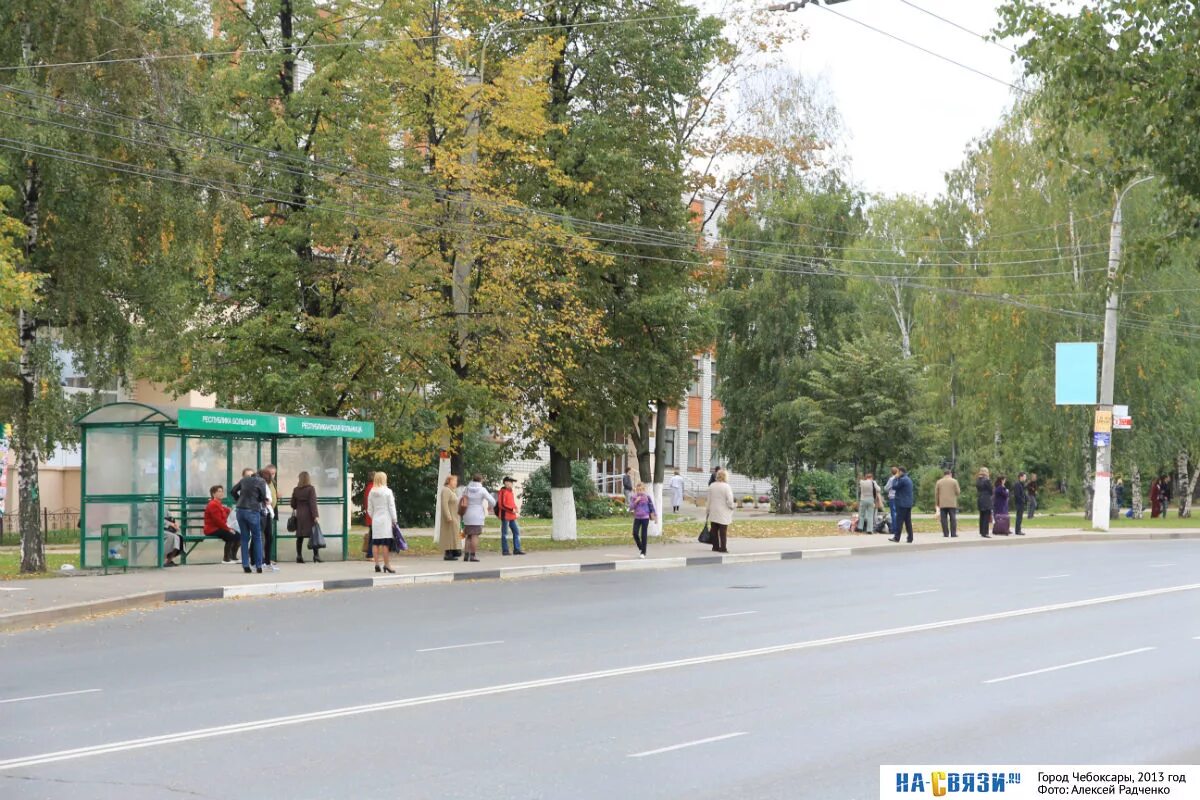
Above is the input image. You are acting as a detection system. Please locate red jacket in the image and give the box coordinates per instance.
[203,499,232,535]
[363,484,374,526]
[497,487,519,521]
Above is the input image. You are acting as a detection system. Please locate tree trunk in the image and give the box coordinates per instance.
[1176,450,1189,518]
[17,155,44,574]
[776,470,792,515]
[1184,459,1200,519]
[1130,465,1143,519]
[629,411,652,484]
[548,445,576,541]
[649,401,668,537]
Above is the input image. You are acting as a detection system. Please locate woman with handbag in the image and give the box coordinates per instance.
[629,482,657,558]
[366,471,398,573]
[290,471,321,563]
[992,475,1011,535]
[706,469,736,553]
[460,473,495,563]
[438,474,462,561]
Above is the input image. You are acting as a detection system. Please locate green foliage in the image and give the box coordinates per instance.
[790,469,850,504]
[914,466,946,513]
[521,462,614,520]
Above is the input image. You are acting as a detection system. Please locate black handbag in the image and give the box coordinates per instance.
[286,514,298,533]
[698,515,713,545]
[308,522,326,550]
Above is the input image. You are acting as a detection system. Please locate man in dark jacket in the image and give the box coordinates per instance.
[889,466,916,543]
[231,467,268,573]
[1013,472,1028,536]
[976,468,994,538]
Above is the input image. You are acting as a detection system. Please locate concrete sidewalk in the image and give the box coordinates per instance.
[3,525,1198,631]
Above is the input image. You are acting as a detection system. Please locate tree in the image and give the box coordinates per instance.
[0,0,208,572]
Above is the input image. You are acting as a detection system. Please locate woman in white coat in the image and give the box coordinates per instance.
[668,470,686,513]
[706,469,736,553]
[460,472,496,562]
[366,472,398,574]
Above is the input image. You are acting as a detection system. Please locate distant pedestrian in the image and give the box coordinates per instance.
[1114,477,1125,510]
[1013,472,1028,536]
[366,471,398,574]
[976,467,993,538]
[709,465,720,486]
[934,469,960,538]
[289,471,320,563]
[259,464,279,571]
[461,473,495,563]
[1150,476,1163,518]
[884,466,900,536]
[232,467,267,573]
[857,472,880,534]
[438,474,461,561]
[992,476,1011,535]
[203,484,241,563]
[888,467,915,543]
[668,470,686,513]
[1026,473,1039,518]
[362,480,375,559]
[497,476,524,556]
[622,467,634,507]
[1162,476,1174,517]
[707,469,735,553]
[629,482,656,558]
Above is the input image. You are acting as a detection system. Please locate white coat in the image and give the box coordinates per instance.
[707,481,736,526]
[461,482,495,527]
[669,475,685,508]
[367,485,398,540]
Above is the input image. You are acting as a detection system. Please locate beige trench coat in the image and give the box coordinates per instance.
[438,486,461,550]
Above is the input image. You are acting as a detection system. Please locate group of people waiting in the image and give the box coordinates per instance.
[194,464,324,573]
[855,466,1041,542]
[623,467,736,557]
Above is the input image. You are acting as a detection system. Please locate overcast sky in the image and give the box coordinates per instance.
[772,0,1024,199]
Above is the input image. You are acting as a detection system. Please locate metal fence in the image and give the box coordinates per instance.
[0,510,81,547]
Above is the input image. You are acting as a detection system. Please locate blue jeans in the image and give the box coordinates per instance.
[501,519,522,554]
[236,508,264,569]
[889,499,898,536]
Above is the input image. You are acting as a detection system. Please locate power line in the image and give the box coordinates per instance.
[893,0,1017,55]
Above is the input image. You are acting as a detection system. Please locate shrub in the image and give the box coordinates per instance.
[743,495,755,504]
[832,500,847,511]
[758,495,770,504]
[791,469,850,504]
[521,462,614,519]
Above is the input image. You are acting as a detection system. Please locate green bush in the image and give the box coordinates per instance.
[791,469,850,503]
[521,462,614,519]
[915,466,945,512]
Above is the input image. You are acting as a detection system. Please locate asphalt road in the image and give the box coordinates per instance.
[1,540,1198,799]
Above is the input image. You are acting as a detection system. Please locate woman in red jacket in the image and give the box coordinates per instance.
[203,485,241,564]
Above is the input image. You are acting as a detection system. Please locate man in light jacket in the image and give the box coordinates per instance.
[934,469,960,538]
[706,469,736,553]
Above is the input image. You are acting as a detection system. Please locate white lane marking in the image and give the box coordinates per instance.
[3,582,1199,772]
[416,640,504,653]
[984,647,1156,685]
[894,589,938,597]
[1148,563,1176,568]
[628,732,748,758]
[698,611,759,620]
[0,587,28,592]
[0,689,102,705]
[1037,574,1071,580]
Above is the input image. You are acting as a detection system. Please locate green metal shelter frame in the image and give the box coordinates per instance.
[75,403,374,569]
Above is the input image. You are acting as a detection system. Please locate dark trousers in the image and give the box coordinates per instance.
[939,508,957,537]
[710,522,728,552]
[1015,505,1025,535]
[260,511,274,564]
[1027,496,1036,518]
[894,507,913,541]
[209,531,240,561]
[979,510,992,537]
[632,518,649,555]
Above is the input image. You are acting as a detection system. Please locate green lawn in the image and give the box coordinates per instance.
[1021,512,1200,529]
[0,552,77,580]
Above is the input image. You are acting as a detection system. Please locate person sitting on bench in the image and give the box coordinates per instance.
[163,514,183,567]
[204,484,241,564]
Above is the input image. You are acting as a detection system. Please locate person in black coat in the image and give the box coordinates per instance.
[1013,472,1028,536]
[976,467,994,538]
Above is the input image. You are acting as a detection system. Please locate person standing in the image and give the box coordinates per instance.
[934,469,960,538]
[438,474,461,561]
[1162,475,1174,517]
[1114,477,1125,511]
[976,467,994,538]
[708,465,720,486]
[290,471,320,563]
[259,464,279,572]
[366,472,397,574]
[889,467,915,543]
[668,470,686,513]
[707,469,735,553]
[1150,476,1163,518]
[857,472,880,534]
[231,467,267,573]
[622,467,634,507]
[203,484,241,563]
[884,466,900,536]
[1013,472,1028,536]
[461,473,495,563]
[497,476,524,556]
[629,482,657,558]
[992,476,1011,535]
[1026,473,1039,518]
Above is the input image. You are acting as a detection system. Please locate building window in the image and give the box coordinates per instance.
[690,358,701,396]
[687,431,699,469]
[663,429,676,468]
[710,361,717,396]
[711,433,720,467]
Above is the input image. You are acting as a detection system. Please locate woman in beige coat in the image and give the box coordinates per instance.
[706,469,736,553]
[438,474,461,561]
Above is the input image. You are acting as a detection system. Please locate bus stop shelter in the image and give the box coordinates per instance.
[75,403,374,569]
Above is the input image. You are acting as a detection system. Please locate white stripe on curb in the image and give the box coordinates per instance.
[223,581,323,598]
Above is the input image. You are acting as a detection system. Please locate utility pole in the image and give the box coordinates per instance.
[1091,176,1154,530]
[766,0,852,9]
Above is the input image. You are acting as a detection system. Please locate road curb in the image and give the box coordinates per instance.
[3,531,1198,631]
